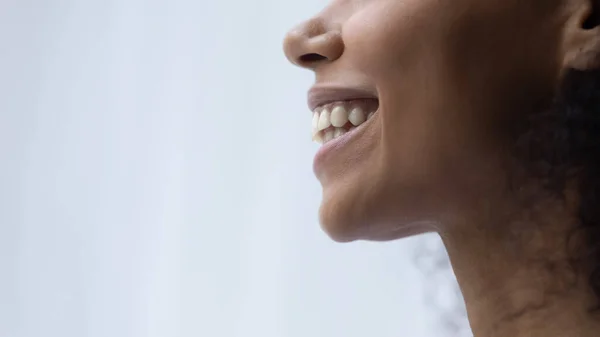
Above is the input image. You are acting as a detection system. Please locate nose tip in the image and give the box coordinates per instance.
[283,18,344,69]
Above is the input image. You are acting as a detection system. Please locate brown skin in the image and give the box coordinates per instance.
[283,0,600,336]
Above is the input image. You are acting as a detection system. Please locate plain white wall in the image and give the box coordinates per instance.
[0,1,469,337]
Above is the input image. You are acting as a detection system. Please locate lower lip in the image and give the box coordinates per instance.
[312,115,375,175]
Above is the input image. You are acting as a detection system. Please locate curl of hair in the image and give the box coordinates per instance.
[514,69,600,309]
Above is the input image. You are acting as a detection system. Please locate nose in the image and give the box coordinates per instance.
[283,17,344,70]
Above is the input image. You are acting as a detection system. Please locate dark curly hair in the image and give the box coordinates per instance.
[514,69,600,310]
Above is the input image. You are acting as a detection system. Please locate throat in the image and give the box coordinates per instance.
[439,183,600,337]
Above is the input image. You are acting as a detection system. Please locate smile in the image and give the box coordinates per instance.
[311,99,379,144]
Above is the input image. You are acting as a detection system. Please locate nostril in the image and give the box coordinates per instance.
[582,1,600,29]
[300,53,327,64]
[583,13,600,29]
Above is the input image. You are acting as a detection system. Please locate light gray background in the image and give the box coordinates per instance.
[0,1,469,336]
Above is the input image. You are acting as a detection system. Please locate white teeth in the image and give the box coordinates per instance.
[322,128,346,144]
[348,107,366,126]
[311,102,376,145]
[317,108,331,131]
[312,130,323,143]
[324,129,334,143]
[333,128,346,138]
[313,126,355,145]
[330,106,348,127]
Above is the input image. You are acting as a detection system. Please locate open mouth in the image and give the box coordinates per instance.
[311,98,379,144]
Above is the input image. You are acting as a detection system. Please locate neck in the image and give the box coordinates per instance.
[440,180,600,337]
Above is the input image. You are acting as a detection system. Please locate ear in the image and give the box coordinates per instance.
[563,0,600,70]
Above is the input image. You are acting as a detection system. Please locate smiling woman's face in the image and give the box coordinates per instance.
[283,0,594,242]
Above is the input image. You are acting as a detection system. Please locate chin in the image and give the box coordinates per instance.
[317,170,435,242]
[316,183,360,242]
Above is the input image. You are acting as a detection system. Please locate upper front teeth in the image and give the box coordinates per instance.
[348,107,366,125]
[311,102,376,145]
[331,106,347,127]
[318,109,331,131]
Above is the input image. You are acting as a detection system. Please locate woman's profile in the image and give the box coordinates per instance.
[282,0,600,336]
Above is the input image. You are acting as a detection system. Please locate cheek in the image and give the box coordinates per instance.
[342,0,453,76]
[381,110,447,188]
[378,80,494,205]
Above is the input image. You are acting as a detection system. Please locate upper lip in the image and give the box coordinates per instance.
[307,85,378,111]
